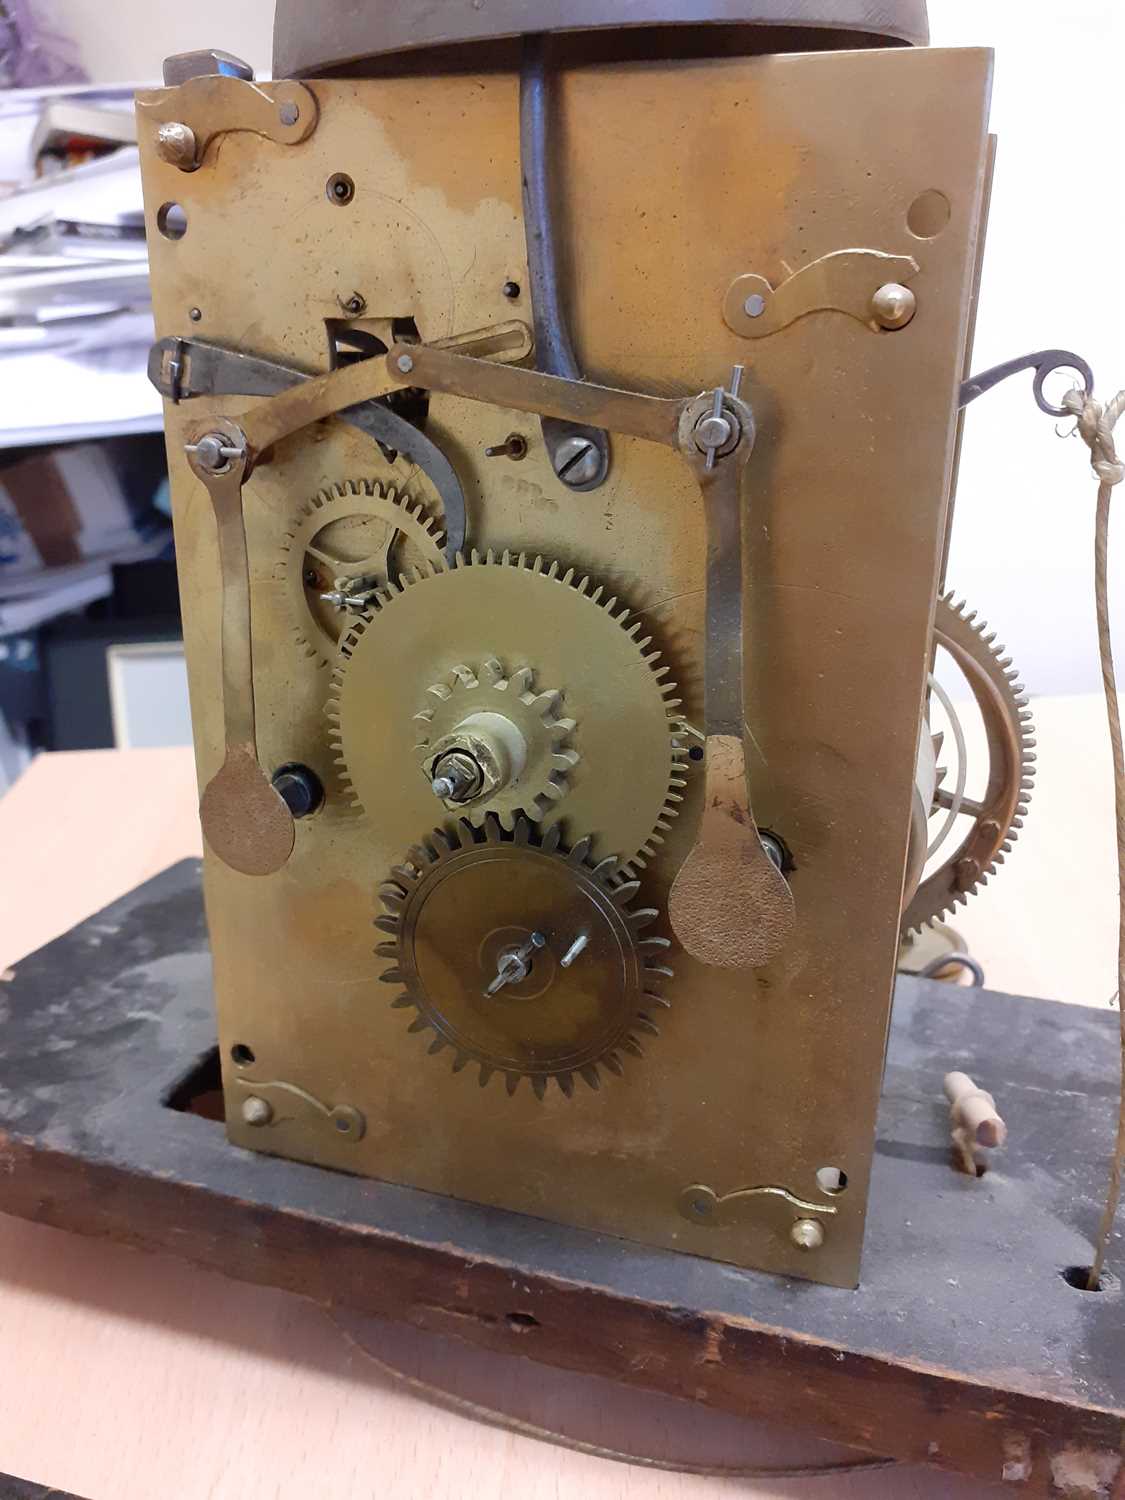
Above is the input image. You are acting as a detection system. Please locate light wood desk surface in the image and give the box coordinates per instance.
[0,711,1114,1499]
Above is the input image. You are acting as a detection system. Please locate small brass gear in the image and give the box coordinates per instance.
[902,592,1036,933]
[376,814,673,1098]
[280,478,444,667]
[414,658,580,828]
[327,550,687,871]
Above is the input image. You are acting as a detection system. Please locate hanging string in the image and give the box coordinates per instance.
[1061,387,1125,1290]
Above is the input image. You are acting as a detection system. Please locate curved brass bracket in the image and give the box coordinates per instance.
[723,249,919,338]
[233,1077,366,1141]
[678,1182,838,1228]
[138,75,318,171]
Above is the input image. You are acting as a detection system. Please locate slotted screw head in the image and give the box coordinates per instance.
[553,435,601,487]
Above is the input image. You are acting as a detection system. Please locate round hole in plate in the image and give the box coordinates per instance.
[1061,1265,1121,1294]
[326,172,355,206]
[230,1042,256,1067]
[156,202,188,240]
[816,1166,848,1195]
[907,189,951,239]
[688,745,704,762]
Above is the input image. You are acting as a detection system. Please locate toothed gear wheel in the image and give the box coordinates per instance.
[901,592,1036,934]
[415,658,579,827]
[327,550,687,870]
[376,814,673,1098]
[281,479,444,667]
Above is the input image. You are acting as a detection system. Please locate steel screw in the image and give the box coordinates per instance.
[340,292,366,316]
[397,353,415,375]
[744,292,767,318]
[553,435,601,487]
[185,432,243,472]
[188,306,202,322]
[871,282,917,330]
[502,280,521,299]
[278,100,300,127]
[241,1096,273,1127]
[155,120,197,169]
[790,1218,826,1251]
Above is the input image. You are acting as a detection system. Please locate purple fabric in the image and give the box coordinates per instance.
[1,0,88,87]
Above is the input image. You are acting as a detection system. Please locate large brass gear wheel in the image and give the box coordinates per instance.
[415,657,580,829]
[902,592,1036,934]
[327,551,687,870]
[280,478,444,668]
[376,815,673,1098]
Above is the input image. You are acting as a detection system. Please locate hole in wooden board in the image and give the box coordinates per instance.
[907,189,950,239]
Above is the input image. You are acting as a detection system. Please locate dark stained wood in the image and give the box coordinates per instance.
[1,862,1123,1497]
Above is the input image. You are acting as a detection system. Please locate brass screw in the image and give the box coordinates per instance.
[790,1218,825,1251]
[156,120,197,170]
[871,282,917,330]
[241,1095,273,1127]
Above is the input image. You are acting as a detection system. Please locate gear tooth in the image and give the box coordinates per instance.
[375,915,398,934]
[635,1014,660,1037]
[451,1051,471,1074]
[569,835,593,866]
[389,993,415,1009]
[546,559,561,580]
[542,823,563,854]
[592,854,619,881]
[509,666,533,694]
[483,814,503,843]
[427,1036,447,1056]
[375,941,398,959]
[407,1016,429,1034]
[557,1071,575,1098]
[613,879,641,904]
[578,1065,602,1091]
[628,907,659,930]
[532,688,562,716]
[619,1036,644,1060]
[576,574,591,597]
[481,656,504,685]
[379,888,405,913]
[377,967,405,983]
[561,568,576,587]
[512,815,533,845]
[531,1075,548,1101]
[640,935,671,951]
[505,1072,521,1097]
[644,965,674,982]
[603,1053,624,1077]
[478,1063,495,1088]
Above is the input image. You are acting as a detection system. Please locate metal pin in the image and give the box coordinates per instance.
[559,933,589,968]
[485,931,546,996]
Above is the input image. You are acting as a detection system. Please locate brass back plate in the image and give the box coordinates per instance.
[138,44,992,1288]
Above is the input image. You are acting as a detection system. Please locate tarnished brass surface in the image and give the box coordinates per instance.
[723,249,920,338]
[137,74,317,170]
[140,44,992,1287]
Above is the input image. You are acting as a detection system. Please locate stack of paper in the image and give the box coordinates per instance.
[0,86,161,447]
